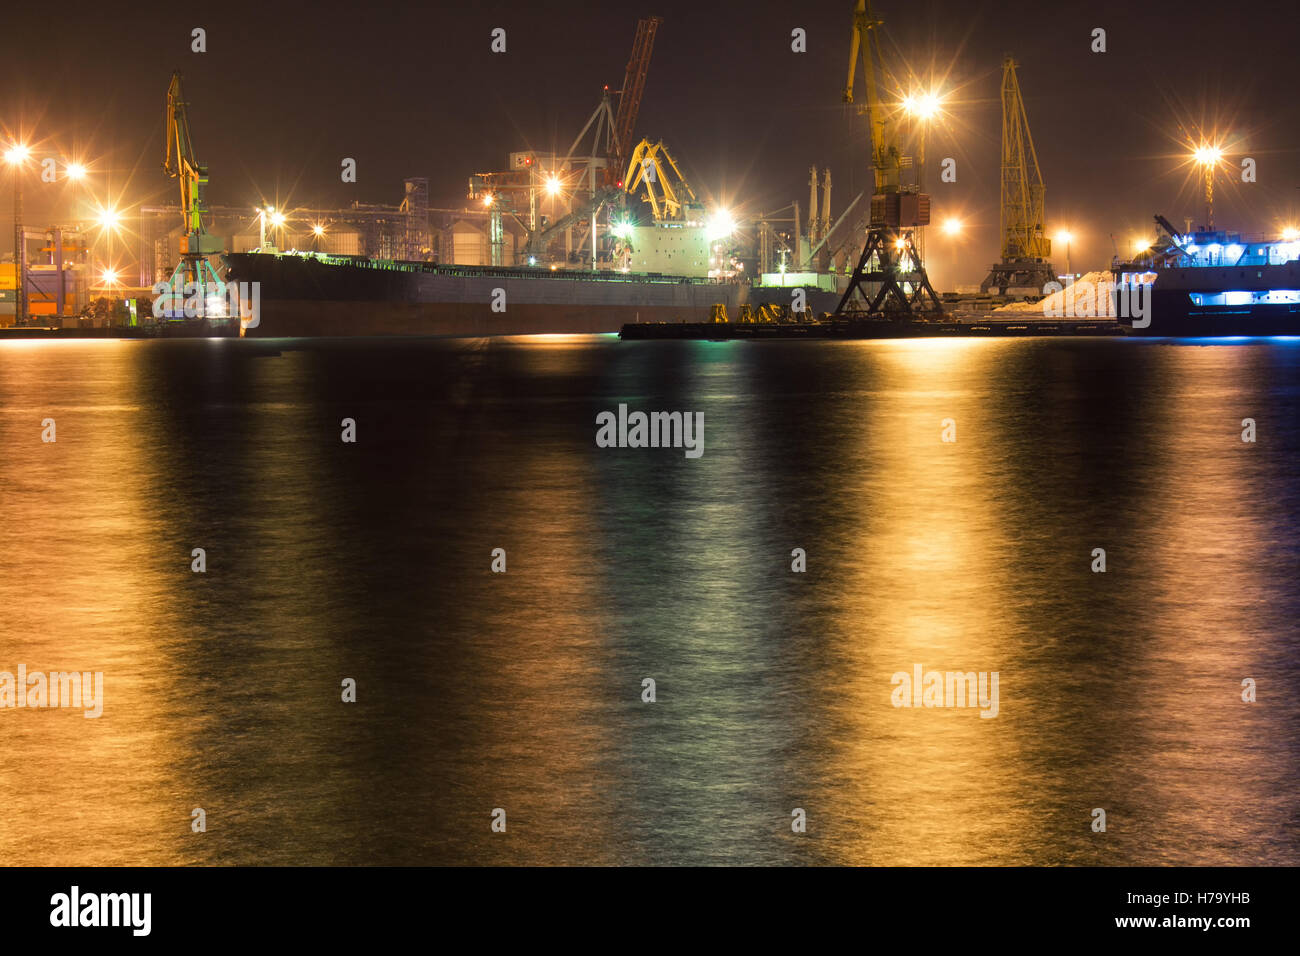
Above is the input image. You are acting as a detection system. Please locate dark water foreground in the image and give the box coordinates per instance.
[1,334,1297,866]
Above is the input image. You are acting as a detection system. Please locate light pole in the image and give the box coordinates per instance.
[1055,230,1073,277]
[4,143,31,324]
[1193,145,1223,231]
[901,90,943,261]
[96,205,122,296]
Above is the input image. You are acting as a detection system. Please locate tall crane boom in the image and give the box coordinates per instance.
[160,72,226,321]
[842,0,898,193]
[164,72,221,254]
[998,57,1049,262]
[979,56,1056,293]
[612,17,662,175]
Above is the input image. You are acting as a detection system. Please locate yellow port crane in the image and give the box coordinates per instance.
[623,139,702,223]
[835,0,942,317]
[980,56,1055,293]
[842,0,899,196]
[162,71,224,317]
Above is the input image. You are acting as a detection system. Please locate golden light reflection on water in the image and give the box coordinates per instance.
[1,337,1296,865]
[0,344,183,865]
[811,340,1031,864]
[1100,345,1296,864]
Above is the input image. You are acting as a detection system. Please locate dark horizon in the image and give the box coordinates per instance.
[2,0,1299,284]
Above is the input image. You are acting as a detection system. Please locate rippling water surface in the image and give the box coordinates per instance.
[1,335,1297,865]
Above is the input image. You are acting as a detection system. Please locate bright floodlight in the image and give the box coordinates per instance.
[97,207,121,230]
[312,224,326,237]
[270,211,286,227]
[66,162,87,181]
[942,217,962,236]
[893,237,906,250]
[1282,227,1300,241]
[705,209,735,241]
[1055,229,1073,244]
[100,268,118,285]
[1193,145,1222,166]
[903,91,942,120]
[1133,238,1151,254]
[482,193,494,207]
[545,175,562,196]
[3,143,30,164]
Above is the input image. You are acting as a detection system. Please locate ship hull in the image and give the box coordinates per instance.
[222,252,841,338]
[1121,292,1300,337]
[1115,257,1300,337]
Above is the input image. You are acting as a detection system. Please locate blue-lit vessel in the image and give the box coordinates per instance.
[1115,216,1300,336]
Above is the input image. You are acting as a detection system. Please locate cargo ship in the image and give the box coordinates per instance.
[1115,216,1300,336]
[221,250,844,338]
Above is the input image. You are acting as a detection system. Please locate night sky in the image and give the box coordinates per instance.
[3,0,1298,284]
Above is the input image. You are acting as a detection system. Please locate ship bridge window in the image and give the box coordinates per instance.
[1190,289,1300,306]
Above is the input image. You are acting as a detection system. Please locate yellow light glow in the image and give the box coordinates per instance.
[1132,238,1151,254]
[3,143,31,165]
[893,238,906,250]
[706,209,736,240]
[1055,230,1073,244]
[100,269,118,285]
[942,217,962,236]
[902,90,943,120]
[65,162,87,181]
[97,207,121,230]
[1193,145,1222,166]
[312,224,326,237]
[545,176,562,196]
[482,193,494,207]
[1282,227,1299,241]
[270,211,286,227]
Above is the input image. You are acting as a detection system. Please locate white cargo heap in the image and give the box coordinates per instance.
[992,271,1119,317]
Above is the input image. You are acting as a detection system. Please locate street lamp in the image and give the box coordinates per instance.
[1055,229,1073,276]
[4,143,31,324]
[256,205,286,252]
[901,88,945,258]
[93,204,124,292]
[1192,144,1223,231]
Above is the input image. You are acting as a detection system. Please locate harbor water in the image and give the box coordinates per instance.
[1,334,1297,865]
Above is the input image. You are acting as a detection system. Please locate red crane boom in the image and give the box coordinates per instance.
[612,17,662,173]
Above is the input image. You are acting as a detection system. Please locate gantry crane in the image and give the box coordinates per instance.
[162,71,224,317]
[834,0,942,317]
[980,56,1055,293]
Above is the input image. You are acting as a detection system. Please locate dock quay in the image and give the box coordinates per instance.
[619,314,1126,340]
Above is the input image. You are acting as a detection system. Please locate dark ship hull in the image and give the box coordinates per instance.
[221,252,842,338]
